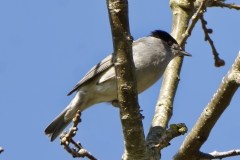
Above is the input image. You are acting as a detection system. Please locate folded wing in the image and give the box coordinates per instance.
[67,54,114,96]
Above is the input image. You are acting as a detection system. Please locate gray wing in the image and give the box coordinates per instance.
[67,54,114,96]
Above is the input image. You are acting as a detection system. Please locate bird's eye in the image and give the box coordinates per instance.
[167,41,173,46]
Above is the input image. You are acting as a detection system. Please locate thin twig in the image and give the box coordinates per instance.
[60,110,98,160]
[200,149,240,159]
[183,0,225,67]
[211,1,240,10]
[199,14,225,67]
[180,0,207,46]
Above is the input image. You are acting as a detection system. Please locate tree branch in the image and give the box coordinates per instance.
[211,1,240,10]
[146,0,195,159]
[199,14,225,67]
[180,0,207,46]
[200,149,240,159]
[194,0,240,10]
[150,124,187,150]
[106,0,146,159]
[186,0,226,67]
[173,52,240,159]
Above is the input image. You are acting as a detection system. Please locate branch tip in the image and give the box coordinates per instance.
[200,14,225,67]
[200,149,240,159]
[59,110,98,160]
[211,1,240,10]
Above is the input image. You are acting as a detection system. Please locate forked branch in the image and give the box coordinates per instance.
[60,110,98,160]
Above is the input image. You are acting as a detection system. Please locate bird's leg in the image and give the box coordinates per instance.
[111,100,120,108]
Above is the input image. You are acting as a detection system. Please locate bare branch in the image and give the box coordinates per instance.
[183,0,225,67]
[180,0,207,46]
[200,149,240,159]
[199,14,225,67]
[106,0,146,159]
[146,0,195,159]
[173,52,240,159]
[150,124,187,150]
[211,1,240,10]
[60,110,98,160]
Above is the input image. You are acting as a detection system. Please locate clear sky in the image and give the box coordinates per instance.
[0,0,239,160]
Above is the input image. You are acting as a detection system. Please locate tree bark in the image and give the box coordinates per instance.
[106,0,146,159]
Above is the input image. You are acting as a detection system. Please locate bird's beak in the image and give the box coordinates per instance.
[180,50,192,57]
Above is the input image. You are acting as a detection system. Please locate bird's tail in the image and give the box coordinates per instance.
[44,108,72,142]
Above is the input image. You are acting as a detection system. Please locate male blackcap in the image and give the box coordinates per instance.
[45,30,191,141]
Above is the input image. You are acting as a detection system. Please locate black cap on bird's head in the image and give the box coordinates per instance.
[150,30,192,57]
[150,30,178,47]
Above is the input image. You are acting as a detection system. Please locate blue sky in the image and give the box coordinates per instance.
[0,0,239,160]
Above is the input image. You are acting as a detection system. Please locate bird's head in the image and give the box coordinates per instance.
[150,30,191,57]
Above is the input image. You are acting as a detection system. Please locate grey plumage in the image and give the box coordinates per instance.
[45,30,191,141]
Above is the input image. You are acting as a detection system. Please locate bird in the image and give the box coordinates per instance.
[45,30,191,141]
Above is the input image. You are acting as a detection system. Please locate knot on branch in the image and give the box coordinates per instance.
[150,123,188,150]
[173,123,188,135]
[120,83,133,93]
